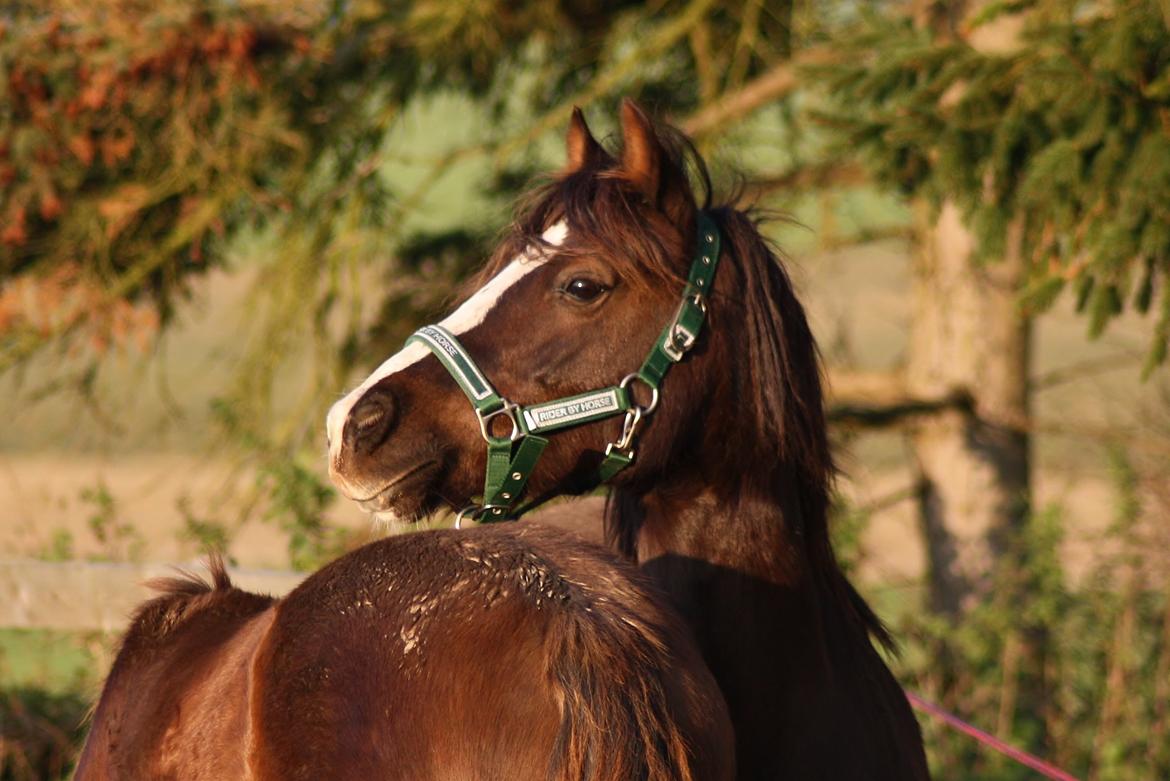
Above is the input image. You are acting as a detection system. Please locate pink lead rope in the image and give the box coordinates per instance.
[905,690,1081,781]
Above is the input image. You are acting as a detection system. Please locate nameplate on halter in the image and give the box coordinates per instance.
[522,389,623,433]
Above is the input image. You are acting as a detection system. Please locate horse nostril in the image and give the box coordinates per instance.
[354,408,383,433]
[346,389,397,452]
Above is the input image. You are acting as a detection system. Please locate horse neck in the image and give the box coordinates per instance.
[626,468,839,667]
[617,461,897,771]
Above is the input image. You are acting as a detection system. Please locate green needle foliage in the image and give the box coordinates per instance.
[816,0,1170,374]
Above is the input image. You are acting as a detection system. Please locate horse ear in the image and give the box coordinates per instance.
[619,98,661,200]
[566,107,603,173]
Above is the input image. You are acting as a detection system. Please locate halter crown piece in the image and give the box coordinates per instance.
[408,211,722,527]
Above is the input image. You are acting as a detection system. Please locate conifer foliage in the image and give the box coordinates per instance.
[0,0,732,366]
[818,0,1170,373]
[0,3,322,359]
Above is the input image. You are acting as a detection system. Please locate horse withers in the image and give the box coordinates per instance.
[327,100,931,779]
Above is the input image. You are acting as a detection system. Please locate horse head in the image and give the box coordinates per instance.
[326,101,724,521]
[327,99,829,548]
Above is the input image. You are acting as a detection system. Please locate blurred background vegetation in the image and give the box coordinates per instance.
[2,0,1169,778]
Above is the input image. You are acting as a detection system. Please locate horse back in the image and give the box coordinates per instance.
[249,524,733,780]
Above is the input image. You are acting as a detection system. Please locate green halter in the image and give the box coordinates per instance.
[407,211,722,526]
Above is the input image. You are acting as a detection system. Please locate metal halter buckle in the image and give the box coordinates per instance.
[476,400,523,443]
[662,293,707,361]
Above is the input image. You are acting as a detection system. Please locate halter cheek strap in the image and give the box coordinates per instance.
[407,211,722,525]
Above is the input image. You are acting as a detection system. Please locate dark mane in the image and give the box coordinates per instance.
[485,115,891,649]
[715,206,894,652]
[144,552,233,599]
[126,554,272,645]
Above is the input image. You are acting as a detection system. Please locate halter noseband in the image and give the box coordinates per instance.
[407,211,722,526]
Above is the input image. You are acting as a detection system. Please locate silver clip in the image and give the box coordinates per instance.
[612,406,643,452]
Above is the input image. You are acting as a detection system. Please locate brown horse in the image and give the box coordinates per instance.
[75,522,734,778]
[326,100,931,779]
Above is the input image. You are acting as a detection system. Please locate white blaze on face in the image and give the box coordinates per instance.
[325,221,569,466]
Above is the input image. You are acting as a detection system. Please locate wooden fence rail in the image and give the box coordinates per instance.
[0,558,305,632]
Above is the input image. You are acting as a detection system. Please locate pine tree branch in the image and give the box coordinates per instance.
[726,0,765,92]
[689,21,718,106]
[391,0,721,224]
[828,369,908,406]
[744,161,870,198]
[681,47,835,137]
[814,226,914,252]
[681,61,796,137]
[826,369,973,429]
[492,0,721,164]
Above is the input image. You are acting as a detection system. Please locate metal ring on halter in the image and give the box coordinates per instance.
[619,374,659,415]
[454,503,511,529]
[454,505,481,529]
[476,401,523,443]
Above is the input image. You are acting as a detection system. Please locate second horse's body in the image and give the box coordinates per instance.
[76,524,733,780]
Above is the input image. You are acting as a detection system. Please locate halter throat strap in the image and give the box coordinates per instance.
[406,211,722,524]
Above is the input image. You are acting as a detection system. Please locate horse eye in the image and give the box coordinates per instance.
[562,277,609,303]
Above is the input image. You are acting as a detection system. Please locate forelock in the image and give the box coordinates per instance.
[477,121,713,294]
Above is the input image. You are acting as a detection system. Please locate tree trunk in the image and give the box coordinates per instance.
[907,200,1031,615]
[900,0,1032,617]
